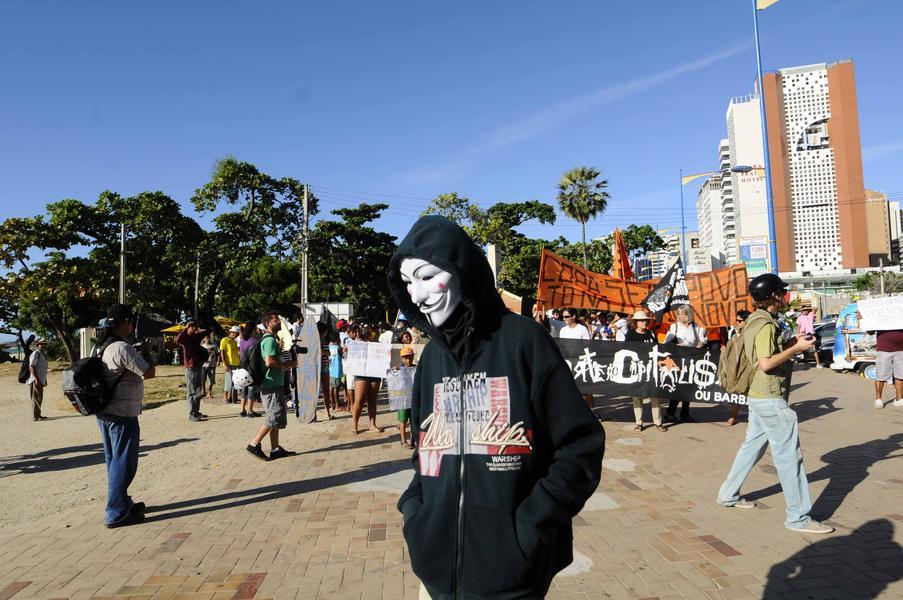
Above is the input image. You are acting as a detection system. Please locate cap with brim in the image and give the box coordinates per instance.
[107,303,135,322]
[632,310,651,321]
[36,338,46,344]
[230,325,241,333]
[400,346,415,356]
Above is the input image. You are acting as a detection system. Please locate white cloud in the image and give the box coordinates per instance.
[862,140,903,163]
[399,44,749,186]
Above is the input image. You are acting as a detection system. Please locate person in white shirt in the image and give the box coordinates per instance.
[613,314,629,342]
[378,322,394,344]
[558,309,591,340]
[663,304,706,423]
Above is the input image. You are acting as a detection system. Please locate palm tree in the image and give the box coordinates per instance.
[557,166,611,269]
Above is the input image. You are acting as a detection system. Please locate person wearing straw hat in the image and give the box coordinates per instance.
[625,310,667,432]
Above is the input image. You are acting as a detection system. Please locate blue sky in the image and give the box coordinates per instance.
[1,0,900,244]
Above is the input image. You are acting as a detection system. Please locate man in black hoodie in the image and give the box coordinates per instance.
[388,216,605,600]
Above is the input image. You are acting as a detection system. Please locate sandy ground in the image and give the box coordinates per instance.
[0,362,341,529]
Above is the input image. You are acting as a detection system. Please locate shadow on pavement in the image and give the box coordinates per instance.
[0,437,200,477]
[745,433,902,520]
[143,458,409,522]
[297,433,402,455]
[792,396,839,424]
[763,519,902,599]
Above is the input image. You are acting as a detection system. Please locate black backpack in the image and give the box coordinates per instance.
[17,349,32,384]
[61,337,127,416]
[240,334,272,386]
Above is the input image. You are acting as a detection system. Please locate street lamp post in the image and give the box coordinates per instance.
[752,0,779,274]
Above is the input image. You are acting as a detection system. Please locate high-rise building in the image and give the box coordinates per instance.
[889,200,902,264]
[762,60,868,272]
[864,189,892,266]
[726,94,770,264]
[696,140,728,264]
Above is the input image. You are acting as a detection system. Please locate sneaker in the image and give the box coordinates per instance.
[816,364,824,368]
[246,444,269,461]
[720,498,756,509]
[189,414,203,422]
[788,520,834,534]
[269,447,298,460]
[893,400,903,407]
[197,412,209,418]
[248,411,261,418]
[875,399,884,408]
[240,410,248,418]
[105,511,146,529]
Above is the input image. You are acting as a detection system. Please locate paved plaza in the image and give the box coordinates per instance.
[0,365,901,600]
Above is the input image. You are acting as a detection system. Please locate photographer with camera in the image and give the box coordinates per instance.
[95,304,155,528]
[716,274,832,535]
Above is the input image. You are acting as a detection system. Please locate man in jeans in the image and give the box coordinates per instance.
[717,273,833,534]
[176,319,209,422]
[27,338,48,421]
[96,304,156,528]
[246,309,296,460]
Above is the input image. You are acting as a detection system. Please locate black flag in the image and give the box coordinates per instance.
[642,256,689,321]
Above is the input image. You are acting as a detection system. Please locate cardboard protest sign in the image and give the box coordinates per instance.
[556,338,746,405]
[857,296,903,331]
[536,248,752,328]
[537,248,653,314]
[343,340,392,378]
[386,366,415,410]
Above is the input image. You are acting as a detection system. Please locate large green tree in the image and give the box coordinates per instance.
[191,157,319,320]
[0,191,202,360]
[308,203,397,319]
[556,166,611,269]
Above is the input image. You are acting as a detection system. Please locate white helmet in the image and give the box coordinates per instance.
[232,368,253,389]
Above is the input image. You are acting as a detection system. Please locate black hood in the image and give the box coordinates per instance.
[387,216,508,340]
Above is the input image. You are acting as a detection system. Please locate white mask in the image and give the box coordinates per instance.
[399,257,461,328]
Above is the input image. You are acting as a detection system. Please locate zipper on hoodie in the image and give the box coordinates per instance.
[454,329,474,599]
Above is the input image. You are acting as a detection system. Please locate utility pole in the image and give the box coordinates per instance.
[301,183,310,316]
[194,258,200,319]
[879,257,885,295]
[119,223,126,303]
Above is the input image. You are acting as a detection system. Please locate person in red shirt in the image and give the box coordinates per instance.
[176,319,209,422]
[874,329,903,408]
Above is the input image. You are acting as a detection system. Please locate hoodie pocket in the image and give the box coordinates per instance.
[402,501,456,591]
[462,507,538,594]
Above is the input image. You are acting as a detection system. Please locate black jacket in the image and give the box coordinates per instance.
[388,216,605,599]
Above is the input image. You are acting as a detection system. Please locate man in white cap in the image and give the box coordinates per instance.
[28,338,48,421]
[220,325,242,406]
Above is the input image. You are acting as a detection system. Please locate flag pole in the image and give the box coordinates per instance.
[753,0,779,274]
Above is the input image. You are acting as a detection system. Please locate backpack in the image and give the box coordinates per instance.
[240,334,273,386]
[718,331,756,394]
[17,349,32,384]
[717,313,771,394]
[60,338,127,416]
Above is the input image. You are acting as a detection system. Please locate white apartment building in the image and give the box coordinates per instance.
[696,140,729,265]
[775,64,842,271]
[726,93,770,263]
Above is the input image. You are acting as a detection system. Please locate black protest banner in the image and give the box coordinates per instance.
[555,339,747,406]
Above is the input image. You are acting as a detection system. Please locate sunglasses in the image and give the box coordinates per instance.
[562,314,574,319]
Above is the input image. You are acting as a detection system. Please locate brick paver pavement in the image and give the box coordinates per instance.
[1,367,901,599]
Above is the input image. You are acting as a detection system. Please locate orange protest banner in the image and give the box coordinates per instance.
[536,248,653,314]
[536,249,753,328]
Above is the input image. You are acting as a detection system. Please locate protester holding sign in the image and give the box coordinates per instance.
[716,274,832,535]
[625,311,666,432]
[663,305,706,424]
